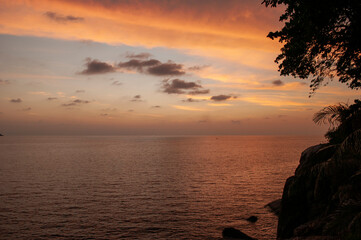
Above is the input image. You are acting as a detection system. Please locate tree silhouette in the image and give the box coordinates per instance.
[313,99,361,143]
[263,0,361,93]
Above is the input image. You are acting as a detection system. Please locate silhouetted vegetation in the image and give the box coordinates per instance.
[313,99,361,144]
[263,0,361,93]
[264,2,361,239]
[264,0,361,143]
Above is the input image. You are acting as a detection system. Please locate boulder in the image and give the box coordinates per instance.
[246,216,258,223]
[265,199,281,216]
[277,141,361,239]
[295,144,337,175]
[222,227,257,240]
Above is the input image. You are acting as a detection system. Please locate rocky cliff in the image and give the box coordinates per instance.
[277,131,361,239]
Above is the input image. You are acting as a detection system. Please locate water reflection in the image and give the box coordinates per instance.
[0,136,323,239]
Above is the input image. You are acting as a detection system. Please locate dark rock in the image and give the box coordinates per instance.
[299,144,328,164]
[0,133,3,136]
[288,237,341,239]
[296,144,337,175]
[265,199,282,216]
[277,139,361,239]
[222,227,257,240]
[277,176,309,238]
[348,212,361,239]
[246,216,258,223]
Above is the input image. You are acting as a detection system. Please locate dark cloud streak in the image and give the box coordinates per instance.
[188,89,210,95]
[118,59,160,71]
[210,95,232,101]
[80,55,200,77]
[182,98,202,102]
[0,79,11,85]
[125,52,152,59]
[188,65,209,71]
[272,80,284,86]
[118,59,185,76]
[147,62,185,76]
[161,79,209,95]
[130,95,143,102]
[61,99,90,107]
[10,98,22,103]
[45,11,84,23]
[112,81,122,86]
[80,58,116,75]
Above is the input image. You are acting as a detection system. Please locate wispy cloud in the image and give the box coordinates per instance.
[44,11,84,23]
[242,96,312,107]
[111,81,122,86]
[1,0,282,76]
[182,98,203,103]
[0,79,11,85]
[188,65,209,72]
[29,91,50,96]
[172,105,208,111]
[231,120,241,125]
[10,98,22,103]
[208,103,232,106]
[101,108,118,112]
[272,80,284,86]
[100,113,112,117]
[61,99,90,107]
[210,95,235,101]
[21,107,32,111]
[130,95,143,102]
[125,52,152,59]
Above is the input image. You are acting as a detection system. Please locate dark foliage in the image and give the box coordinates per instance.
[263,0,361,93]
[313,99,361,144]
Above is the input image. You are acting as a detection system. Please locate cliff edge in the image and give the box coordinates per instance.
[277,130,361,240]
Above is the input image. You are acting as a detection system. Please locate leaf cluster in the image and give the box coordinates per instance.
[263,0,361,93]
[313,99,361,143]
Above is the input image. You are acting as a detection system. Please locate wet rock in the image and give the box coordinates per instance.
[265,199,281,217]
[246,216,258,223]
[222,227,257,240]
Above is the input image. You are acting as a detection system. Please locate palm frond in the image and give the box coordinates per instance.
[313,103,349,127]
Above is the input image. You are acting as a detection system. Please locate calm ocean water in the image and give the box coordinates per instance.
[0,135,324,239]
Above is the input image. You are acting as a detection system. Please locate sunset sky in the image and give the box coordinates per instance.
[0,0,358,135]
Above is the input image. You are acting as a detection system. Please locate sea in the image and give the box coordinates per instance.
[0,135,324,239]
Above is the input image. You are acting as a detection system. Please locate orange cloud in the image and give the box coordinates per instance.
[0,0,282,67]
[29,91,51,96]
[241,96,323,108]
[172,105,208,112]
[208,103,233,107]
